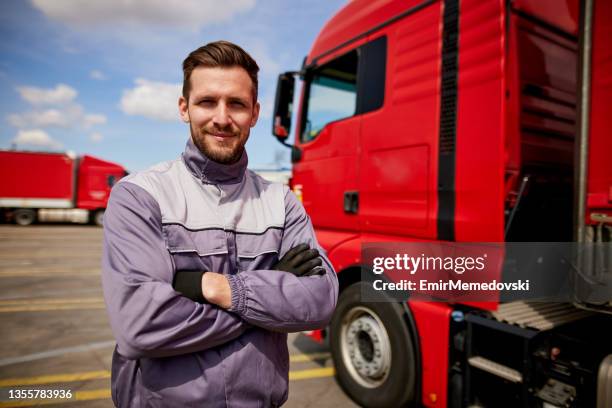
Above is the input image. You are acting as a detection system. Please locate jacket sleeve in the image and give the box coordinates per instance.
[226,189,338,332]
[101,181,248,359]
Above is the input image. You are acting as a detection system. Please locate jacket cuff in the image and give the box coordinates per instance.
[227,274,247,315]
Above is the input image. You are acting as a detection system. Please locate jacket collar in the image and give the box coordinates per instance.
[181,138,248,185]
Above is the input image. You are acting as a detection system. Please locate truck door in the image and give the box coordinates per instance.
[292,45,363,231]
[292,37,391,232]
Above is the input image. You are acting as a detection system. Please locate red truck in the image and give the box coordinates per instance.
[272,0,611,406]
[0,150,126,226]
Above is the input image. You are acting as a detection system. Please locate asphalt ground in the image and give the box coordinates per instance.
[0,225,358,408]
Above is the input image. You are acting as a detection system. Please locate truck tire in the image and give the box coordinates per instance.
[330,281,417,407]
[14,209,36,226]
[93,209,105,227]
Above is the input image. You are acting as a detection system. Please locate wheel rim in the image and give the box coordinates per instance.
[340,305,392,388]
[95,211,104,226]
[15,211,34,226]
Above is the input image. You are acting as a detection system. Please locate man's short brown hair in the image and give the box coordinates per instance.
[182,40,259,102]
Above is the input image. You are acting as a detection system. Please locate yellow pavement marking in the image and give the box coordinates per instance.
[0,297,104,306]
[0,271,100,278]
[73,388,111,401]
[0,296,106,313]
[0,363,334,389]
[289,352,331,363]
[0,360,335,406]
[289,367,335,381]
[0,398,67,407]
[0,389,111,407]
[0,368,334,407]
[0,371,110,387]
[0,304,105,313]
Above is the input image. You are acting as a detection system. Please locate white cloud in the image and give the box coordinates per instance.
[90,132,103,142]
[16,84,77,106]
[90,70,107,80]
[31,0,255,30]
[120,78,181,121]
[7,105,107,129]
[7,109,68,128]
[9,84,107,130]
[83,113,107,128]
[13,129,62,149]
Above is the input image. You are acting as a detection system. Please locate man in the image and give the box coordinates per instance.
[101,41,338,407]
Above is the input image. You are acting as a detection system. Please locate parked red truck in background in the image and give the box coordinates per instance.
[0,150,126,226]
[273,0,611,406]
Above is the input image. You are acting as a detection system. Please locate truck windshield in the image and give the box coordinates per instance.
[301,50,358,142]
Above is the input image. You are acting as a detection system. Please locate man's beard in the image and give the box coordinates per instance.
[190,124,247,164]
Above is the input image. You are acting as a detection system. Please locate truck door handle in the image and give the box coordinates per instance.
[344,191,359,214]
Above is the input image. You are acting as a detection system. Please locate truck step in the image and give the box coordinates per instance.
[467,356,523,383]
[491,301,594,331]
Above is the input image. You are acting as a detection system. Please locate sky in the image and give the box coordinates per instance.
[0,0,346,172]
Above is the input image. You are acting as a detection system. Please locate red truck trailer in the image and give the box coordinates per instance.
[272,0,612,406]
[0,150,126,226]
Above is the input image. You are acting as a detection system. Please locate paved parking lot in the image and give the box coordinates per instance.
[0,225,357,407]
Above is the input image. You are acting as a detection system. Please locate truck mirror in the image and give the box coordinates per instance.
[272,73,295,142]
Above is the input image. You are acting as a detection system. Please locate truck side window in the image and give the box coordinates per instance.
[107,175,116,187]
[301,50,358,143]
[300,35,386,143]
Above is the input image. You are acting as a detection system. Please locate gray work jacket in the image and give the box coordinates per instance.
[101,139,338,407]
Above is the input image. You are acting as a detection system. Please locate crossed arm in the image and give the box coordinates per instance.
[173,243,325,308]
[101,182,338,359]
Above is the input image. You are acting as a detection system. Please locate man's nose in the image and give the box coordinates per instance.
[212,103,232,127]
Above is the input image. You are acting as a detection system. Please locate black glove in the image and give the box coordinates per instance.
[173,271,205,303]
[273,243,325,277]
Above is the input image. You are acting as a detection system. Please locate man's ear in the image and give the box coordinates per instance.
[250,101,260,128]
[178,96,190,123]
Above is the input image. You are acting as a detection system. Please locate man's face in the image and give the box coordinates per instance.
[178,66,260,164]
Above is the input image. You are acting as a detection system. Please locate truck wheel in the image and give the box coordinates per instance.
[93,210,105,226]
[14,209,36,226]
[330,282,417,407]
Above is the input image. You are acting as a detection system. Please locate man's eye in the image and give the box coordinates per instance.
[199,100,215,106]
[230,101,246,107]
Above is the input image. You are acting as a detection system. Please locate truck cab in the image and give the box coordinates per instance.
[273,0,612,406]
